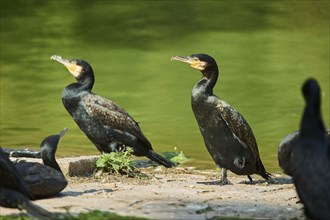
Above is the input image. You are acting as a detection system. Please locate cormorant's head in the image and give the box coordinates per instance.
[51,55,93,82]
[40,128,68,157]
[171,54,217,73]
[302,78,320,104]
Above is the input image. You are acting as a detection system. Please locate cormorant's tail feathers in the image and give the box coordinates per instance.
[257,158,272,180]
[146,150,175,168]
[260,170,272,180]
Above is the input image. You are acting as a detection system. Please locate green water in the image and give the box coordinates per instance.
[1,1,329,172]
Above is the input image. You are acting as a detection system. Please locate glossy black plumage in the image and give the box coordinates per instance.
[290,79,330,220]
[0,148,52,219]
[16,128,68,198]
[172,54,270,184]
[278,128,330,176]
[51,55,174,168]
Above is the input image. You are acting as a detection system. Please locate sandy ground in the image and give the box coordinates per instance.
[0,156,305,220]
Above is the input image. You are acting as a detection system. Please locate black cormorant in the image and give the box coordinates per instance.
[15,128,68,198]
[51,55,174,168]
[278,128,330,176]
[0,148,52,219]
[290,79,330,220]
[171,54,270,184]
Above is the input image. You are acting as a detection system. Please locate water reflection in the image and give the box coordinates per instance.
[1,1,329,172]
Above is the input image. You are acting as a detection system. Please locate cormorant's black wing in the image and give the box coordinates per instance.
[217,99,271,179]
[83,94,151,147]
[216,99,260,160]
[0,148,53,218]
[0,148,33,199]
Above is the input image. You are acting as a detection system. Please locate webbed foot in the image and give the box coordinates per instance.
[219,178,233,185]
[219,168,233,185]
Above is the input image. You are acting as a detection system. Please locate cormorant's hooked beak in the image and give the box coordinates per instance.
[171,56,207,71]
[58,127,68,139]
[171,56,192,64]
[51,55,82,78]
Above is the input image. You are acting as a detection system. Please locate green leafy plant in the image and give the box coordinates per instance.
[161,147,189,165]
[96,149,136,175]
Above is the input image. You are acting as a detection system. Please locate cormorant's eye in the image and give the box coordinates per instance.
[193,57,199,62]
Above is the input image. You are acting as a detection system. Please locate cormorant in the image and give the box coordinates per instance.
[0,148,52,219]
[278,128,330,176]
[171,54,270,184]
[51,55,174,168]
[15,128,68,198]
[290,79,330,220]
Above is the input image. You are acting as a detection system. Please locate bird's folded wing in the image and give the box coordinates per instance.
[0,149,34,199]
[86,94,132,116]
[84,95,140,132]
[217,102,260,158]
[83,94,151,147]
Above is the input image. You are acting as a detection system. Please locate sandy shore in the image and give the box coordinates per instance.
[0,156,304,219]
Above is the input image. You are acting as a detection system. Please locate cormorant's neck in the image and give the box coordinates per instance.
[195,66,219,96]
[41,147,63,174]
[77,74,95,92]
[300,96,325,139]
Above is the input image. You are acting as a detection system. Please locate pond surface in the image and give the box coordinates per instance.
[1,1,329,172]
